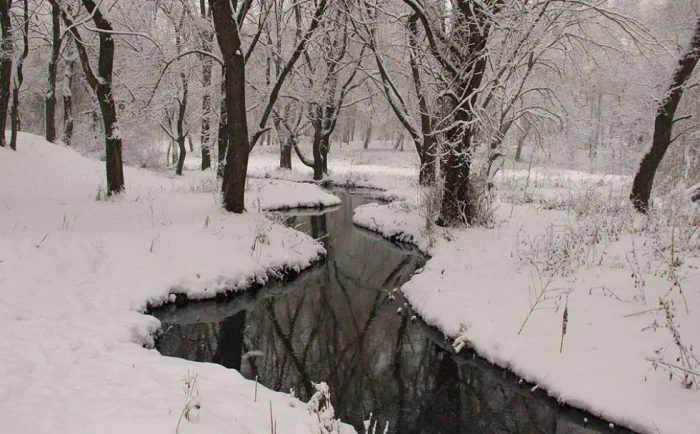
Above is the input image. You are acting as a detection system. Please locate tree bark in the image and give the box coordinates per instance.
[216,72,227,178]
[312,120,324,181]
[0,0,12,148]
[45,2,62,143]
[62,39,76,146]
[630,16,700,213]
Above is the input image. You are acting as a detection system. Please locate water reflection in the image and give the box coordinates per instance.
[154,191,628,434]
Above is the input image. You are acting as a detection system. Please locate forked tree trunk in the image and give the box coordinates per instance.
[55,0,125,194]
[45,2,61,143]
[0,0,12,148]
[630,16,700,213]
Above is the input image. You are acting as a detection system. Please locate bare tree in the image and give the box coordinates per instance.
[630,15,700,213]
[209,0,328,212]
[358,5,437,185]
[159,3,191,176]
[293,2,365,180]
[51,0,125,194]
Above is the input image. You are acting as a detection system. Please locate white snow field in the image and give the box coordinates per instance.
[353,177,700,434]
[0,133,352,434]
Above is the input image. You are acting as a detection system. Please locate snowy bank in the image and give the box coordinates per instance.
[0,133,353,434]
[353,190,700,434]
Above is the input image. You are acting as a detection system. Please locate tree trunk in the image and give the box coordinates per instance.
[216,75,227,178]
[410,13,434,185]
[45,2,61,143]
[514,118,532,162]
[418,135,436,185]
[200,62,213,170]
[321,134,329,174]
[62,40,76,146]
[171,140,178,166]
[274,117,292,170]
[312,121,324,181]
[363,121,372,149]
[176,137,187,175]
[199,0,213,171]
[10,0,28,151]
[172,10,189,176]
[438,114,473,226]
[393,129,404,151]
[0,0,13,148]
[89,6,124,194]
[210,0,249,213]
[630,16,700,213]
[280,137,292,169]
[99,88,125,195]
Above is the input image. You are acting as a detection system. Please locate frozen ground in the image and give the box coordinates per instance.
[353,169,700,434]
[0,133,352,434]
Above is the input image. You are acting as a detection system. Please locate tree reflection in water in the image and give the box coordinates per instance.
[154,191,631,434]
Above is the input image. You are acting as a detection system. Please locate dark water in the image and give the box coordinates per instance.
[152,190,630,434]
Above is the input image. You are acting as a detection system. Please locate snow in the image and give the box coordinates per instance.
[0,133,353,434]
[353,174,700,434]
[247,141,419,201]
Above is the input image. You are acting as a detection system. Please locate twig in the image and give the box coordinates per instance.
[36,232,50,249]
[624,307,663,318]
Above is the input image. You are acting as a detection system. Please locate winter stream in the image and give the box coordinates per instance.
[153,190,630,434]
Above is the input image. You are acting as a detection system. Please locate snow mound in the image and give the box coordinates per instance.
[0,133,353,434]
[354,196,700,434]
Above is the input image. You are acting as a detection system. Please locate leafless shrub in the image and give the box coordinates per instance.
[175,371,200,433]
[645,298,700,390]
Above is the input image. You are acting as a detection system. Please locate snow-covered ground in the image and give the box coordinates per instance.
[353,173,700,433]
[247,141,419,201]
[0,133,352,434]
